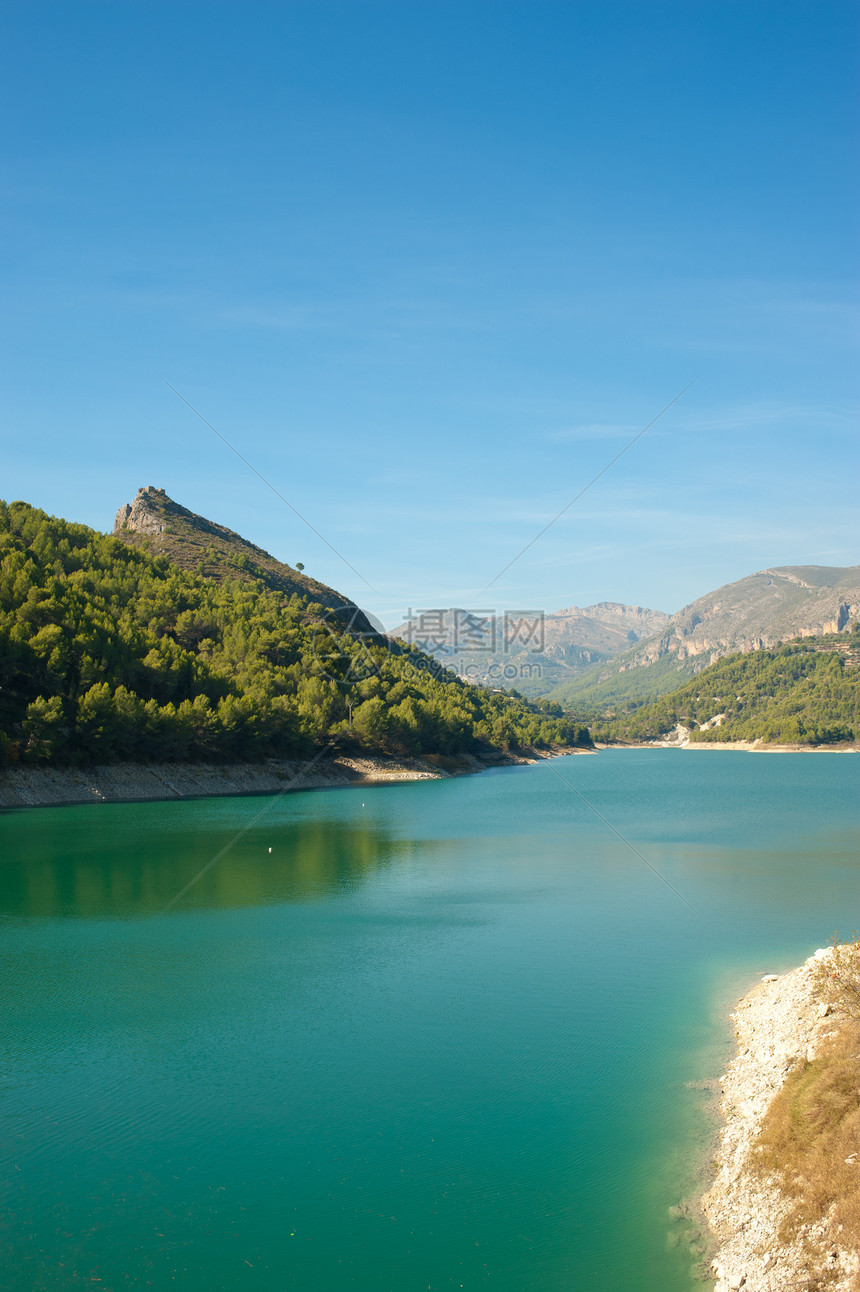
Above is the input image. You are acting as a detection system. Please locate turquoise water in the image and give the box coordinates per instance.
[1,750,857,1290]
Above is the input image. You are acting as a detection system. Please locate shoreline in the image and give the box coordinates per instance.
[597,740,859,753]
[700,947,858,1291]
[0,745,591,810]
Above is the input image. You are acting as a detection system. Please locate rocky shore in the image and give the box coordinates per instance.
[0,746,589,810]
[598,737,858,753]
[700,947,859,1292]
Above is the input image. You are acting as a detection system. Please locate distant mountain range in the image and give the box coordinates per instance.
[546,564,860,711]
[389,565,860,710]
[388,602,670,697]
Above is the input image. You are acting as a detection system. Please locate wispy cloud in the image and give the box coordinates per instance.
[544,422,641,443]
[211,303,333,330]
[645,280,860,355]
[682,400,858,435]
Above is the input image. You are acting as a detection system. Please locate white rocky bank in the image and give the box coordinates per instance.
[701,947,858,1292]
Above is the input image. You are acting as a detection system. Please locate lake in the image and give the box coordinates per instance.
[1,750,857,1290]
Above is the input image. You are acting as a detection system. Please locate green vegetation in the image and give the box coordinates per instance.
[590,640,860,745]
[0,500,588,767]
[114,486,365,618]
[546,646,700,714]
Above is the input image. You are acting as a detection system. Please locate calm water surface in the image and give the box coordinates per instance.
[1,750,857,1290]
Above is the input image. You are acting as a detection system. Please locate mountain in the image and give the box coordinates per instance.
[592,632,860,746]
[388,601,670,698]
[0,496,587,768]
[547,564,860,712]
[113,485,379,635]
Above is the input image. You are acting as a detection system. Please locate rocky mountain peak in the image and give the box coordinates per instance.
[110,485,380,635]
[113,486,170,536]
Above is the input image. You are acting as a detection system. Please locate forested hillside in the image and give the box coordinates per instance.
[548,651,702,714]
[0,500,587,767]
[591,638,860,745]
[113,484,376,629]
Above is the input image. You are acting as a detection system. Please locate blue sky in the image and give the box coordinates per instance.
[2,0,857,626]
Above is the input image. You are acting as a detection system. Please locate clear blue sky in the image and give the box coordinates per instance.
[2,0,857,625]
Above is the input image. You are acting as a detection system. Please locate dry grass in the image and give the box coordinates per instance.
[816,936,860,1021]
[753,938,860,1289]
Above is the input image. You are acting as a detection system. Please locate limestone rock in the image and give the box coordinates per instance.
[113,485,167,535]
[701,947,859,1292]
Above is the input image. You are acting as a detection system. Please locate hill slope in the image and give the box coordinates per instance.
[0,498,586,767]
[592,633,860,745]
[549,564,860,712]
[114,485,378,634]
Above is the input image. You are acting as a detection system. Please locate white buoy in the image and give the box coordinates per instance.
[268,847,272,853]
